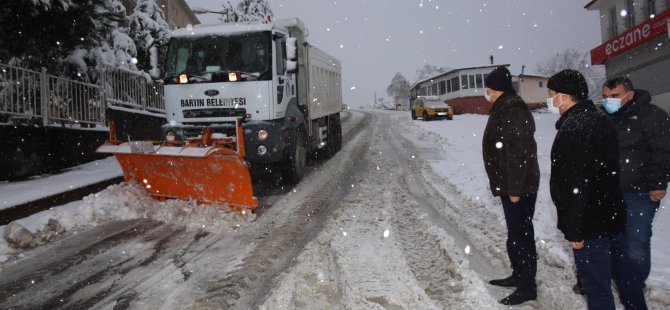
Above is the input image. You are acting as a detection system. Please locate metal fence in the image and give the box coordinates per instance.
[100,63,165,113]
[0,64,104,126]
[0,63,165,127]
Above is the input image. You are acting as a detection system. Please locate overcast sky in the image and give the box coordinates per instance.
[185,0,602,107]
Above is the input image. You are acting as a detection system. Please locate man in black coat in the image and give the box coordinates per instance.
[601,76,670,285]
[548,69,646,309]
[482,66,540,305]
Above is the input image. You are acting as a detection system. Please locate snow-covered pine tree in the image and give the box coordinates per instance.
[65,0,138,83]
[236,0,274,22]
[0,0,125,75]
[128,0,171,78]
[218,0,273,23]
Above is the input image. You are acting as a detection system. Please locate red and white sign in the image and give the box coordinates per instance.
[591,8,670,65]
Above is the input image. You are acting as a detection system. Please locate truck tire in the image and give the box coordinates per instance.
[283,130,307,183]
[411,110,417,120]
[423,111,429,121]
[316,114,342,159]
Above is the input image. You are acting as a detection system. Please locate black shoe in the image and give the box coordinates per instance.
[572,281,584,295]
[500,289,537,305]
[489,276,516,287]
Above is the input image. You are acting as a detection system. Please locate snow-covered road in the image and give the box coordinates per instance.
[1,109,669,309]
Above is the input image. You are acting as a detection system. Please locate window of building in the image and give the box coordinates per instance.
[451,76,460,91]
[476,74,483,88]
[461,75,469,89]
[645,0,657,18]
[539,81,544,88]
[625,0,636,29]
[665,0,670,10]
[438,80,446,95]
[483,74,489,87]
[469,75,476,89]
[609,6,619,39]
[432,83,438,95]
[512,81,519,93]
[447,79,452,93]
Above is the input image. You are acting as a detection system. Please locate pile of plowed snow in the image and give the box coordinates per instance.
[1,183,255,258]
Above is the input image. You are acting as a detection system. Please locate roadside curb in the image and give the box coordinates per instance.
[0,177,123,225]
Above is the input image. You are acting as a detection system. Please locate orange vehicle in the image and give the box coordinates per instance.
[410,96,454,121]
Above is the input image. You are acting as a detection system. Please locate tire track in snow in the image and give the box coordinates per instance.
[189,111,374,309]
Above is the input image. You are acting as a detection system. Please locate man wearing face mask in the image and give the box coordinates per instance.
[482,66,540,305]
[547,69,647,309]
[601,76,670,287]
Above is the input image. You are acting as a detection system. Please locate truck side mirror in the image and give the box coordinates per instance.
[286,37,298,61]
[286,37,298,74]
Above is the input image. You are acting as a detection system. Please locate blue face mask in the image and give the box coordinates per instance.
[602,92,630,114]
[602,98,622,114]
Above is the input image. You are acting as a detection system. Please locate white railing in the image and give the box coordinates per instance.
[0,65,44,124]
[47,75,105,125]
[0,62,166,127]
[100,63,165,113]
[0,64,104,126]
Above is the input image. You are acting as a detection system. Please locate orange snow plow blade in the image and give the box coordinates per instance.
[97,119,258,213]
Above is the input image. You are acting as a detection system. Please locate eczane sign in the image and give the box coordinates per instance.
[591,8,670,65]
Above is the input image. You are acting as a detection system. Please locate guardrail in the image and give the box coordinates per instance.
[100,63,165,113]
[0,63,166,127]
[0,64,104,126]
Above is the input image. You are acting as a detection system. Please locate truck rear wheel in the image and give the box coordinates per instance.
[283,130,307,183]
[411,110,417,120]
[319,114,342,159]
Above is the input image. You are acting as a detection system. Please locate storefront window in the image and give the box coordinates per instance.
[476,74,483,88]
[461,75,469,89]
[625,0,636,29]
[646,0,656,18]
[609,6,619,39]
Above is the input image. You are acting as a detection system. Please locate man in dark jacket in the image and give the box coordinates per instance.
[601,76,670,285]
[548,69,646,309]
[482,66,540,306]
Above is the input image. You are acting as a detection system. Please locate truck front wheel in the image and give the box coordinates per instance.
[283,130,307,183]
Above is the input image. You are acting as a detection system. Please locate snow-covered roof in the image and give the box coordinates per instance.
[170,21,287,38]
[411,64,511,90]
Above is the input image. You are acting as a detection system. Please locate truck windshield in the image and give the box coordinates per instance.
[164,32,272,83]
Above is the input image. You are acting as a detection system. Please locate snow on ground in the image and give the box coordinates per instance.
[0,156,123,210]
[395,110,670,289]
[1,109,669,308]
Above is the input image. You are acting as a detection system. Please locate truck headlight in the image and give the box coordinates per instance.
[179,74,188,84]
[257,129,268,141]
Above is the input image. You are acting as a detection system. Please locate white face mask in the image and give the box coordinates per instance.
[547,94,561,114]
[484,89,493,103]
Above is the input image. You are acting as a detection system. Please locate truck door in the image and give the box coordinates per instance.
[272,34,293,118]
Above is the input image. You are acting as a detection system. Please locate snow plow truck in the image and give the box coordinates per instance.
[97,18,343,213]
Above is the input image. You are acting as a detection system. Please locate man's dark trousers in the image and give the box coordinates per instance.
[573,233,647,309]
[624,192,660,283]
[501,193,537,293]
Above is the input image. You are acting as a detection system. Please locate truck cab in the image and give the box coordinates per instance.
[161,19,342,182]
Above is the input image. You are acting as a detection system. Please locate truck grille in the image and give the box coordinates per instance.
[183,108,247,118]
